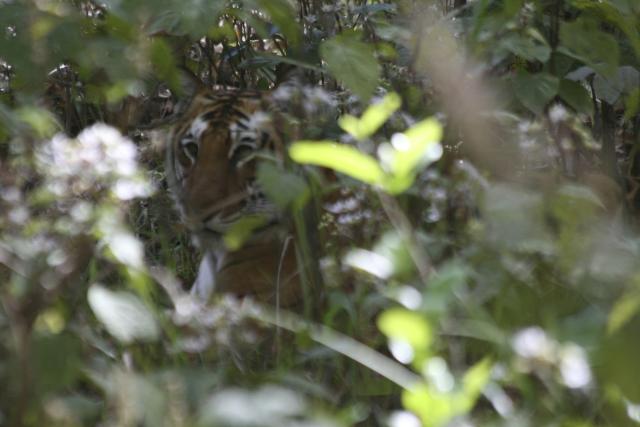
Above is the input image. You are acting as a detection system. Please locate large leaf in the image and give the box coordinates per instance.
[570,0,640,56]
[512,71,559,114]
[559,18,620,77]
[559,79,594,116]
[500,31,551,62]
[256,0,301,46]
[320,32,381,102]
[593,65,640,105]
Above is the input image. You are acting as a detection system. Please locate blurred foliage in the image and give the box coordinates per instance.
[1,0,640,426]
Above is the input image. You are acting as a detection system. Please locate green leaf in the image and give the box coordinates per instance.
[16,107,60,138]
[379,118,443,194]
[223,215,269,251]
[501,32,551,62]
[378,308,432,357]
[289,141,385,185]
[256,0,301,46]
[32,333,82,394]
[394,118,443,175]
[625,88,640,120]
[150,38,179,93]
[320,32,381,101]
[512,71,559,114]
[87,285,160,344]
[402,358,492,427]
[338,92,401,140]
[402,384,457,427]
[461,358,492,400]
[570,0,640,57]
[256,162,308,209]
[559,79,594,116]
[559,18,620,77]
[608,289,640,334]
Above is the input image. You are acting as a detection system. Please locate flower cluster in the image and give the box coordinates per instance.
[37,123,153,200]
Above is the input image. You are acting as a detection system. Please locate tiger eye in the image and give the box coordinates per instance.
[182,141,199,162]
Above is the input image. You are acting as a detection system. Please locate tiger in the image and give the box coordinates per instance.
[166,85,304,307]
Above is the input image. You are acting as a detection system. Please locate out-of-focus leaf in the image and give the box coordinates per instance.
[257,162,308,210]
[402,358,491,427]
[199,385,312,427]
[378,308,432,363]
[482,184,552,252]
[87,284,159,344]
[320,32,381,102]
[559,79,594,116]
[501,31,551,62]
[32,333,82,394]
[109,370,167,427]
[338,92,401,140]
[593,66,640,106]
[150,38,179,92]
[256,0,301,46]
[371,230,415,280]
[289,141,385,185]
[402,383,456,427]
[378,118,443,194]
[390,118,443,176]
[559,18,620,77]
[512,71,559,114]
[608,288,640,334]
[104,231,146,271]
[570,0,640,56]
[242,52,323,72]
[625,88,640,120]
[593,74,621,105]
[16,107,60,137]
[44,395,103,426]
[224,215,270,251]
[461,358,492,400]
[344,248,394,279]
[565,66,596,82]
[601,317,640,401]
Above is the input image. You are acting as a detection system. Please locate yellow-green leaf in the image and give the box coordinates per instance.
[608,289,640,334]
[224,215,269,251]
[461,358,492,404]
[339,92,402,140]
[289,141,385,185]
[378,308,432,355]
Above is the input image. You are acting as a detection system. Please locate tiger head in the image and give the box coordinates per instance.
[166,88,284,242]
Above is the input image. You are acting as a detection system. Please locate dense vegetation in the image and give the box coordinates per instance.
[1,0,640,426]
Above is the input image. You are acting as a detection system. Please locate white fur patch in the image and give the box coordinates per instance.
[189,115,209,139]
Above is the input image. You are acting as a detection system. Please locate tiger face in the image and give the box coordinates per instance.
[167,89,282,239]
